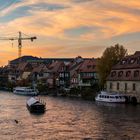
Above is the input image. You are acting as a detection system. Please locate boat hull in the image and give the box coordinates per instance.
[13,87,38,96]
[26,97,46,114]
[95,98,125,103]
[95,91,126,103]
[27,104,45,113]
[14,91,38,96]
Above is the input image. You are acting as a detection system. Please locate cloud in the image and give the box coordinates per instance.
[1,0,140,39]
[0,0,140,65]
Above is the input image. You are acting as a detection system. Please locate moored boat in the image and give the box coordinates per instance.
[13,87,38,96]
[95,91,126,103]
[26,97,46,113]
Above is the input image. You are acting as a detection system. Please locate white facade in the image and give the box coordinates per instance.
[107,81,140,103]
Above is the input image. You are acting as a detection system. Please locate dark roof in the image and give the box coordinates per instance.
[112,52,140,70]
[107,51,140,81]
[10,56,40,64]
[9,56,89,65]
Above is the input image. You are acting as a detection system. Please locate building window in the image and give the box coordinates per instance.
[129,58,136,64]
[110,82,112,89]
[136,57,140,64]
[117,83,119,90]
[125,83,127,91]
[134,70,139,77]
[118,71,123,77]
[133,83,136,91]
[111,71,116,77]
[126,71,131,77]
[121,59,127,64]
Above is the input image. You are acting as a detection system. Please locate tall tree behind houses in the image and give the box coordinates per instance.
[97,44,127,88]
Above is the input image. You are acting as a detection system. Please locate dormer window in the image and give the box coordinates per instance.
[118,71,123,77]
[126,71,131,77]
[130,58,135,64]
[111,71,116,77]
[121,59,126,65]
[136,57,140,64]
[134,70,139,77]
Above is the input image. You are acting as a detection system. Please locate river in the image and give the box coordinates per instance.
[0,91,140,140]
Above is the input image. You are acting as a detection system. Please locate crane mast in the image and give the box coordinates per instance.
[18,31,22,58]
[0,31,37,58]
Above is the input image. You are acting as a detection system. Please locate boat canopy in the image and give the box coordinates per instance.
[27,97,39,106]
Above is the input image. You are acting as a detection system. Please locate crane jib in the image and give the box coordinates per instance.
[0,31,37,58]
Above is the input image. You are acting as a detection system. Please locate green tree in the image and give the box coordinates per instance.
[97,44,127,88]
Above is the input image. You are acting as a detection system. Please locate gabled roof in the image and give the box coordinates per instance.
[78,59,97,72]
[32,64,48,73]
[17,62,30,71]
[48,61,65,73]
[70,63,82,78]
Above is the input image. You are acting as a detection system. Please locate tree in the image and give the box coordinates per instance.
[97,44,127,88]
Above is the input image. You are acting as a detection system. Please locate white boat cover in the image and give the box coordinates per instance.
[27,97,38,106]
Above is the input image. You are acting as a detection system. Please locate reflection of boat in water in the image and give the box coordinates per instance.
[95,91,126,103]
[95,101,125,107]
[26,97,46,113]
[13,87,38,96]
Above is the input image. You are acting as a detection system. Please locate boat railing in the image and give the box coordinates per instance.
[38,98,46,105]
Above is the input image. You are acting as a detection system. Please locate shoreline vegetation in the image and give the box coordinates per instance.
[0,84,139,105]
[0,82,99,101]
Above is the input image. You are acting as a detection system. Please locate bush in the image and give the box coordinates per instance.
[69,87,80,97]
[37,83,48,93]
[81,87,96,100]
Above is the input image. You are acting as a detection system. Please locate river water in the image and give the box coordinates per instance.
[0,91,140,140]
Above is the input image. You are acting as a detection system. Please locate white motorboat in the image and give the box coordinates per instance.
[95,91,126,103]
[13,87,38,96]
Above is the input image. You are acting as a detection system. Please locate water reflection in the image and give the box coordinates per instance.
[0,91,139,140]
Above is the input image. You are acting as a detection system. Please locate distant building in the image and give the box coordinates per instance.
[31,63,49,82]
[107,51,140,103]
[69,56,84,88]
[9,56,74,65]
[78,59,98,87]
[46,61,65,88]
[7,56,99,89]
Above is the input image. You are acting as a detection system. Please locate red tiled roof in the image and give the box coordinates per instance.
[78,59,97,72]
[17,62,29,71]
[32,64,48,73]
[69,61,82,78]
[48,61,65,72]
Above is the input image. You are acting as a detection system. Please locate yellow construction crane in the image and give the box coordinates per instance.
[0,31,37,58]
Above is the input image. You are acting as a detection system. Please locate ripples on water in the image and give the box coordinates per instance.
[0,91,140,140]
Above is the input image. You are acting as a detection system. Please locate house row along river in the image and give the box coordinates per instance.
[0,91,140,140]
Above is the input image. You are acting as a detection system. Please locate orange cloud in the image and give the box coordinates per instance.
[0,0,140,65]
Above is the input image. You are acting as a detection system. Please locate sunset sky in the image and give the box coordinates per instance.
[0,0,140,66]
